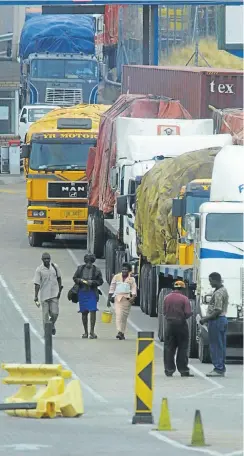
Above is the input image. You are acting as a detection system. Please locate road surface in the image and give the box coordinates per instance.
[0,176,243,456]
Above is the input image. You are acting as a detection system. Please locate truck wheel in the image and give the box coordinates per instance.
[143,264,151,315]
[105,239,118,284]
[198,335,211,363]
[147,266,157,317]
[89,214,104,258]
[28,232,43,247]
[139,265,148,313]
[188,299,198,359]
[157,288,171,342]
[115,250,125,274]
[157,289,165,342]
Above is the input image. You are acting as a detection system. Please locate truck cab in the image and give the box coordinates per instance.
[21,53,100,106]
[173,179,211,266]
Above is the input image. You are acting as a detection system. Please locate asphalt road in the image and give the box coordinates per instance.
[0,176,243,456]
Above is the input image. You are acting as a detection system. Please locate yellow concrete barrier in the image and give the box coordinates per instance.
[1,363,83,418]
[1,363,71,385]
[3,377,84,419]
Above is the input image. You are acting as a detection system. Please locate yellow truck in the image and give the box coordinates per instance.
[22,104,109,247]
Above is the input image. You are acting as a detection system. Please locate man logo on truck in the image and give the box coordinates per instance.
[62,186,85,193]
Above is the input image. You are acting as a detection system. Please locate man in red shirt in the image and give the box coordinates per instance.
[163,281,194,377]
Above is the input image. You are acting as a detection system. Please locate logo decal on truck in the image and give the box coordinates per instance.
[209,81,234,94]
[239,184,244,193]
[48,182,88,199]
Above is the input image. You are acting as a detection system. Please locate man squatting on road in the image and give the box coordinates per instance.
[34,252,63,336]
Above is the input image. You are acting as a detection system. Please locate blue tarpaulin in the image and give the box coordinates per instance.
[19,15,95,59]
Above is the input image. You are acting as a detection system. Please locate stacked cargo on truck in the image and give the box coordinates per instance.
[19,15,100,106]
[22,103,109,247]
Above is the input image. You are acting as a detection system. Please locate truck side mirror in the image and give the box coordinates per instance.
[110,167,118,191]
[172,198,184,217]
[185,214,196,240]
[117,195,128,216]
[21,144,30,159]
[20,113,27,123]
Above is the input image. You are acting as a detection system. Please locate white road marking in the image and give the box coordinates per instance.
[67,248,225,393]
[0,444,51,451]
[0,273,108,404]
[148,431,231,456]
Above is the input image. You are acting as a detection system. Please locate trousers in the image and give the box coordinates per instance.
[41,298,59,330]
[163,320,190,374]
[208,316,228,372]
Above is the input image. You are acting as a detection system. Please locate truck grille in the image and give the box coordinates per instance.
[45,88,83,106]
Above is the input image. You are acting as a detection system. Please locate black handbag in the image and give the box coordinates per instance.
[67,283,79,303]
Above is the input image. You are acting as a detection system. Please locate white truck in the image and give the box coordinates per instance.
[105,115,232,285]
[192,144,244,361]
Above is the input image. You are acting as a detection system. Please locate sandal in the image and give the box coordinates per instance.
[89,333,98,339]
[82,333,88,339]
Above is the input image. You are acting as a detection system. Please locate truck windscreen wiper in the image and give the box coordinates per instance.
[226,242,244,253]
[38,164,83,171]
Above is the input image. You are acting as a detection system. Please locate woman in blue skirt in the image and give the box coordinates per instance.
[73,254,103,339]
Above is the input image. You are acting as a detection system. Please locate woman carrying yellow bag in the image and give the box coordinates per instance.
[107,263,137,340]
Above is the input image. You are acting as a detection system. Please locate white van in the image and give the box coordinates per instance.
[19,104,59,143]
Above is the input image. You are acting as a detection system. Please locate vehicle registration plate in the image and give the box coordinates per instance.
[62,210,83,218]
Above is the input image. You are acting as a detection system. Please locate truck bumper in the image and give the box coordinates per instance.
[200,318,243,358]
[27,206,88,235]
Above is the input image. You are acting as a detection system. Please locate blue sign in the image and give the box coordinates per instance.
[0,0,243,4]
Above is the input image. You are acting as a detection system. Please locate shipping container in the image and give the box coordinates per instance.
[122,65,243,119]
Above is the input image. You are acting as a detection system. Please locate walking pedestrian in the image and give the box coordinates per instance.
[34,252,63,336]
[73,254,103,339]
[163,281,194,377]
[200,272,229,377]
[107,262,137,340]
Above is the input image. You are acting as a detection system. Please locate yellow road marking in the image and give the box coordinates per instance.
[0,189,24,194]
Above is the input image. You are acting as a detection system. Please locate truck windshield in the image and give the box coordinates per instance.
[31,59,98,80]
[28,107,54,123]
[206,213,244,242]
[186,195,209,214]
[182,195,209,229]
[29,141,95,171]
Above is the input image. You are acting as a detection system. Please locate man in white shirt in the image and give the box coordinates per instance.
[34,252,63,336]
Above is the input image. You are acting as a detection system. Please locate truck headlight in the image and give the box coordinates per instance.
[28,210,46,218]
[237,306,243,318]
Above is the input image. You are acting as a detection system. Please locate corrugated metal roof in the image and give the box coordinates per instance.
[0,59,20,83]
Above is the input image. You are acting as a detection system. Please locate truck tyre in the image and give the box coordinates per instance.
[157,289,165,342]
[143,264,151,315]
[89,214,104,258]
[28,232,43,247]
[198,335,211,364]
[115,250,126,274]
[105,239,118,284]
[157,288,171,342]
[188,299,198,359]
[139,264,148,313]
[147,265,157,317]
